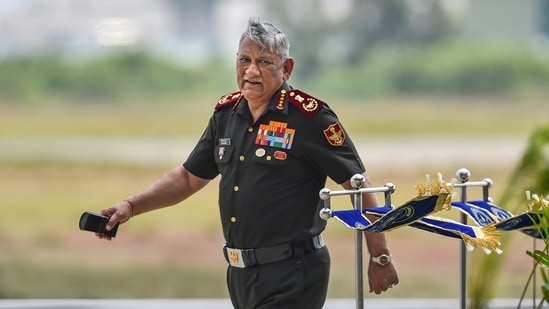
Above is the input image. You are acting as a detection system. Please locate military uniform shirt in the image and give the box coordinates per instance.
[183,82,365,249]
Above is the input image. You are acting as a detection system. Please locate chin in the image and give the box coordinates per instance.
[241,89,261,98]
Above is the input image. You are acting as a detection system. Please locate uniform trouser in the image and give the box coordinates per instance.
[226,246,330,309]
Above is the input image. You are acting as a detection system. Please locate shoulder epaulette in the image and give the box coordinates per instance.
[287,89,324,117]
[215,91,243,110]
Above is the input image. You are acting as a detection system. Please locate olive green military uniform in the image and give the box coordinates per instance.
[183,82,365,308]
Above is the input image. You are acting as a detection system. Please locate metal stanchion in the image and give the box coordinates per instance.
[319,174,395,309]
[453,168,493,309]
[320,171,493,309]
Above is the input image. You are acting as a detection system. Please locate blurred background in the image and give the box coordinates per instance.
[0,0,548,305]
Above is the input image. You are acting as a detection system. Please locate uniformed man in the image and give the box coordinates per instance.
[97,17,399,309]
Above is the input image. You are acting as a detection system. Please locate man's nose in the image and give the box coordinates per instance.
[245,61,260,76]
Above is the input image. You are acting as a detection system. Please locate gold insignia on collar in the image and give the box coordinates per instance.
[218,92,241,104]
[293,93,305,103]
[303,98,318,112]
[287,89,324,117]
[218,94,230,104]
[276,90,287,111]
[215,91,242,110]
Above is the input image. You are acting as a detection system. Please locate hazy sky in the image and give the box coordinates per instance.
[0,0,33,17]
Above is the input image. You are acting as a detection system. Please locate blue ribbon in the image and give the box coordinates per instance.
[330,194,501,253]
[331,195,447,232]
[451,200,545,239]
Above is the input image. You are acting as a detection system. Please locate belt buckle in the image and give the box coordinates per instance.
[225,247,246,268]
[313,235,325,249]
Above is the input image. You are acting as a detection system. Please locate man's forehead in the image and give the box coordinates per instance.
[237,49,276,58]
[238,38,275,56]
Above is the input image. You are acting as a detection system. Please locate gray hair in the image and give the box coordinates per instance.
[239,17,290,61]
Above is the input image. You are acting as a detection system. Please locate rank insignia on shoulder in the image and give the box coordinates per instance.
[215,91,242,110]
[287,89,324,117]
[323,122,345,146]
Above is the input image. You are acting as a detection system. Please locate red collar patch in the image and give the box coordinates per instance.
[215,91,242,110]
[287,89,324,117]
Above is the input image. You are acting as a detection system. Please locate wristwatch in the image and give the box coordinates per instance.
[371,254,392,266]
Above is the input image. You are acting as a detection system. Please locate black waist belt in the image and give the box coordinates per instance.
[223,235,325,268]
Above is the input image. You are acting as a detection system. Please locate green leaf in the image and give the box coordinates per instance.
[528,250,549,266]
[542,283,549,305]
[541,268,549,283]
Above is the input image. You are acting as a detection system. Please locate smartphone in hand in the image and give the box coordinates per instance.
[79,212,119,237]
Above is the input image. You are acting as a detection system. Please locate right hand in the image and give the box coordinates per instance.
[95,201,133,241]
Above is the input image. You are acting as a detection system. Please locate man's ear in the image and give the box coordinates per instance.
[283,57,294,81]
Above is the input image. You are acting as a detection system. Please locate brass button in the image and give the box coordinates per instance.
[233,186,239,191]
[230,217,236,223]
[248,127,254,132]
[239,155,245,161]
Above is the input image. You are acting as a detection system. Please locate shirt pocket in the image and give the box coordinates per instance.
[215,145,234,164]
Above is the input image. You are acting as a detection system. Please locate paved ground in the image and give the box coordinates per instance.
[0,136,527,167]
[0,298,542,309]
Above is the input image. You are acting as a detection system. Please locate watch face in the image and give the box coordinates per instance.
[379,256,389,264]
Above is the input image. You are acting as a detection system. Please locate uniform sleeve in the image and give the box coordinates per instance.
[301,106,365,184]
[183,115,219,180]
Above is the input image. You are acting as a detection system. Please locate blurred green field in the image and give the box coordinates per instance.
[0,96,546,138]
[0,97,547,299]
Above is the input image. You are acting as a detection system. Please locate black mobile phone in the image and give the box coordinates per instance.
[79,212,119,237]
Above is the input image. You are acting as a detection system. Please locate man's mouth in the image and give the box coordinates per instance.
[245,79,262,85]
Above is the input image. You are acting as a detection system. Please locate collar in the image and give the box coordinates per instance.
[235,82,292,117]
[268,82,291,115]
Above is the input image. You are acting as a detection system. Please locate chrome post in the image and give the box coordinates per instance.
[456,168,470,309]
[319,175,395,309]
[452,170,492,309]
[350,174,365,309]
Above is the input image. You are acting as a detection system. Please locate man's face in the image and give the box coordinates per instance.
[236,37,293,104]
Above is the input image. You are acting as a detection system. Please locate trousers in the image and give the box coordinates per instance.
[226,246,330,309]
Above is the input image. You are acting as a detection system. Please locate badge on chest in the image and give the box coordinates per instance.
[218,138,231,160]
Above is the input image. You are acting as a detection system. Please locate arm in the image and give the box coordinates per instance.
[97,165,210,240]
[341,171,399,294]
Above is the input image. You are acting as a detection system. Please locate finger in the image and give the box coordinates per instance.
[95,233,112,241]
[100,208,114,217]
[105,215,119,231]
[369,285,383,295]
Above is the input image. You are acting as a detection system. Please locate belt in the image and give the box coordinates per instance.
[223,235,325,268]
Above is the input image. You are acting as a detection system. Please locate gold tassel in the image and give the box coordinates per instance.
[415,173,455,210]
[422,215,502,254]
[526,191,549,212]
[460,224,502,254]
